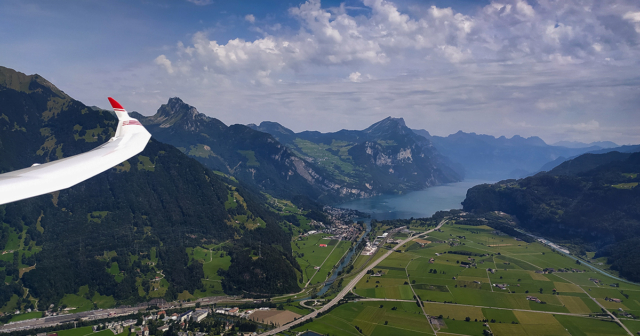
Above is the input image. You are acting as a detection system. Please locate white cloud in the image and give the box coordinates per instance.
[154,55,174,74]
[186,0,213,6]
[245,14,255,24]
[143,0,640,145]
[623,11,640,22]
[348,72,362,82]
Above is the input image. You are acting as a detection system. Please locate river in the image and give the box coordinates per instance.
[311,180,492,297]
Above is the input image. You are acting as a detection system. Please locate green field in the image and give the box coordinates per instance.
[292,301,433,336]
[55,327,114,336]
[293,234,351,285]
[332,221,637,335]
[310,240,351,285]
[8,311,42,322]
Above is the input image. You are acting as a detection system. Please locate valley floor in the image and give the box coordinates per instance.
[281,221,640,336]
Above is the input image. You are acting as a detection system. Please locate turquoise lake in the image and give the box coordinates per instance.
[338,179,495,220]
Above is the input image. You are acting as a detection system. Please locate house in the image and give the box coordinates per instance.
[215,308,230,314]
[158,326,170,333]
[113,325,124,334]
[526,296,542,303]
[319,244,327,247]
[122,320,137,327]
[229,307,240,315]
[143,326,149,336]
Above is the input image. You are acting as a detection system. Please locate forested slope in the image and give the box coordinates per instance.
[462,152,640,280]
[0,66,302,312]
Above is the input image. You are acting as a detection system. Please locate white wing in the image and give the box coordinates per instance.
[0,97,151,205]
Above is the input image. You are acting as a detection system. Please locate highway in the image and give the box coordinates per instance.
[260,219,448,335]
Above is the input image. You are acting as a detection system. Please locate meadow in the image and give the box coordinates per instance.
[292,234,351,285]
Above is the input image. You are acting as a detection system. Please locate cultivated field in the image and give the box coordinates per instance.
[287,221,640,336]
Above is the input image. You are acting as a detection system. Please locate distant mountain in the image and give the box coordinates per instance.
[552,140,619,149]
[537,144,640,173]
[249,117,462,196]
[414,130,600,180]
[0,66,302,311]
[546,151,633,176]
[463,151,640,281]
[136,98,374,203]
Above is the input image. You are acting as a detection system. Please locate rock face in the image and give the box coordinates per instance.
[137,98,375,203]
[250,116,463,196]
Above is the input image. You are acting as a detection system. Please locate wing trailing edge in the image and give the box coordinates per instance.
[0,98,152,205]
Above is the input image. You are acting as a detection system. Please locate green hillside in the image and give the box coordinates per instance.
[0,66,308,312]
[462,151,640,281]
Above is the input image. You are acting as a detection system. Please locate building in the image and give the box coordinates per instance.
[178,311,193,323]
[192,310,208,322]
[158,326,169,333]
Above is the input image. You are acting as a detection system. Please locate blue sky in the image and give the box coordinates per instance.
[1,0,639,144]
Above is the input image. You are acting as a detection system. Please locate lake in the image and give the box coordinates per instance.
[338,179,494,220]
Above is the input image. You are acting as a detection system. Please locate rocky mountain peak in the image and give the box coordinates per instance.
[159,97,200,118]
[363,117,409,138]
[145,97,214,130]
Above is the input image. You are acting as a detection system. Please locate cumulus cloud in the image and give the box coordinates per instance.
[145,0,640,144]
[245,14,255,24]
[159,0,640,79]
[154,55,174,74]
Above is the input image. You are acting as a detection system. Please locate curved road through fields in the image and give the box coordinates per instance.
[260,219,448,335]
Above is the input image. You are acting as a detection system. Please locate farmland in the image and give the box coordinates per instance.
[284,220,639,336]
[292,234,351,285]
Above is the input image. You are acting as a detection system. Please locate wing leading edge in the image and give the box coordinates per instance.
[0,98,151,205]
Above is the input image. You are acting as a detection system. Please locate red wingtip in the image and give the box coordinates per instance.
[108,97,124,110]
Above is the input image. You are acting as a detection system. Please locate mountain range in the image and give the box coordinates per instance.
[249,117,463,196]
[132,100,462,203]
[412,130,610,180]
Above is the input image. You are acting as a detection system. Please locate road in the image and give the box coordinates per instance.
[0,296,233,333]
[553,273,633,336]
[260,219,448,335]
[405,258,437,334]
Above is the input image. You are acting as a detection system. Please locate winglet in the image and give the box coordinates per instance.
[108,97,131,121]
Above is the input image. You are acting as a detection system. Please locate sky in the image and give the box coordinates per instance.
[1,0,640,145]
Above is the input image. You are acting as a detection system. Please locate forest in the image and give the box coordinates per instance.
[0,66,304,310]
